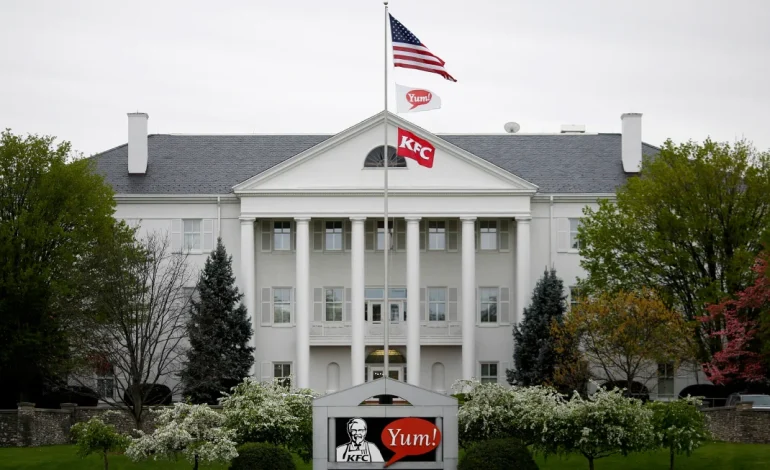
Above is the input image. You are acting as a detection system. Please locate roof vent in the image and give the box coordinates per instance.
[560,124,585,134]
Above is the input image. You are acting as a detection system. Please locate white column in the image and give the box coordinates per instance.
[240,218,257,375]
[515,217,532,324]
[406,216,421,386]
[460,217,476,380]
[295,217,311,389]
[350,217,366,386]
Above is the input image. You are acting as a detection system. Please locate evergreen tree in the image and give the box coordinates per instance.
[181,238,254,404]
[507,268,567,386]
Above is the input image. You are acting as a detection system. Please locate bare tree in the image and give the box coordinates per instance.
[72,229,195,429]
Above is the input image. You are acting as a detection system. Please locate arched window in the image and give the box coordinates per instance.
[364,145,407,168]
[326,362,340,393]
[431,362,445,393]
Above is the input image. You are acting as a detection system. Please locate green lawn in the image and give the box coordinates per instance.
[0,442,768,470]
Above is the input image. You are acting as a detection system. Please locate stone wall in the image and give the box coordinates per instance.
[0,403,187,447]
[702,406,770,444]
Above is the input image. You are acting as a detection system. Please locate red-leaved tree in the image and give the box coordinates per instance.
[700,251,770,385]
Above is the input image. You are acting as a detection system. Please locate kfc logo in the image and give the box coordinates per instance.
[397,128,436,168]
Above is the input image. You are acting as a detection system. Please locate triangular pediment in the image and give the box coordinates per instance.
[233,112,538,194]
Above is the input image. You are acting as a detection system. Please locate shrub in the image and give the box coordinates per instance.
[458,438,538,470]
[648,397,710,470]
[229,442,295,470]
[71,415,130,470]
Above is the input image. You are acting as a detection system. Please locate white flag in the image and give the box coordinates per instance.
[395,84,442,113]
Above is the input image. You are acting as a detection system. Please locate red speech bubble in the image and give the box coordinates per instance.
[405,89,432,110]
[380,417,441,467]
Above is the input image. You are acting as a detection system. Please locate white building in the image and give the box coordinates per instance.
[93,111,700,398]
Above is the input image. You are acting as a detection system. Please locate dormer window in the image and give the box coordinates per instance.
[364,145,407,168]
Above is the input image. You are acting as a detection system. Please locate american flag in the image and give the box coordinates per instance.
[389,14,457,82]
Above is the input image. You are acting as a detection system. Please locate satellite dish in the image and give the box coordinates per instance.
[504,122,520,133]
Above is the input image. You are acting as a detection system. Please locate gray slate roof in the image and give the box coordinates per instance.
[91,133,659,195]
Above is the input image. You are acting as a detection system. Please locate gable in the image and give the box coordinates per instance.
[234,113,537,194]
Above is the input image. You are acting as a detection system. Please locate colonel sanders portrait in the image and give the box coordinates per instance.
[336,417,384,462]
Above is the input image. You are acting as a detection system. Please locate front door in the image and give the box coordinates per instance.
[367,301,404,323]
[370,366,402,381]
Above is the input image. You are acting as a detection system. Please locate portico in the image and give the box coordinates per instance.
[232,112,537,391]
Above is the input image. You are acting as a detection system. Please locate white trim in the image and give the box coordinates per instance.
[114,194,239,203]
[532,193,616,203]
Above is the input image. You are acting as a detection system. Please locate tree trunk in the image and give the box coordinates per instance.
[670,447,675,470]
[103,451,108,470]
[193,453,199,470]
[588,456,594,470]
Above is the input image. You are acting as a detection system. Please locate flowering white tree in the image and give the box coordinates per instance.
[553,386,655,470]
[126,403,237,470]
[453,379,562,450]
[220,377,318,462]
[648,397,710,470]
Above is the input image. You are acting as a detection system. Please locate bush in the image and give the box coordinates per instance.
[123,383,172,406]
[229,442,296,470]
[458,438,538,470]
[71,415,130,470]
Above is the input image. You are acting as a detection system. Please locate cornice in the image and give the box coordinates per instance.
[114,194,238,204]
[235,188,538,197]
[531,193,617,203]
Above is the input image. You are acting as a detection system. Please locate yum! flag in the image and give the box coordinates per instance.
[397,128,435,168]
[396,84,441,113]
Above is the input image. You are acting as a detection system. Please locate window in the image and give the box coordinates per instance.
[273,288,292,323]
[428,221,446,250]
[657,363,675,398]
[274,363,292,388]
[377,220,393,250]
[364,145,407,168]
[325,288,343,322]
[570,286,582,309]
[480,220,498,250]
[96,374,114,398]
[479,287,498,323]
[480,363,498,384]
[569,218,582,250]
[325,221,343,251]
[274,221,291,251]
[428,288,447,321]
[183,219,202,251]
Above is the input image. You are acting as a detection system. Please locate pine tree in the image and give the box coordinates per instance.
[181,238,254,404]
[507,268,567,386]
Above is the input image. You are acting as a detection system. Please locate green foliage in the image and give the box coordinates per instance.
[70,416,129,470]
[509,268,567,386]
[648,398,710,470]
[458,438,538,470]
[577,139,770,361]
[181,238,254,405]
[0,129,118,404]
[228,442,296,470]
[220,378,317,463]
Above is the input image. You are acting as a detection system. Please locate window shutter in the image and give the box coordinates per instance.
[171,219,182,253]
[475,221,480,251]
[344,288,352,322]
[420,288,427,321]
[499,219,510,252]
[448,287,458,321]
[499,287,510,324]
[261,287,272,326]
[365,220,375,251]
[447,220,458,252]
[260,362,272,382]
[291,221,296,251]
[344,219,352,252]
[557,218,570,252]
[314,287,323,322]
[313,219,324,252]
[261,220,272,252]
[419,220,426,251]
[396,219,406,251]
[202,219,214,251]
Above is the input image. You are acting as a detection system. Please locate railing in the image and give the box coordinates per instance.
[309,321,462,339]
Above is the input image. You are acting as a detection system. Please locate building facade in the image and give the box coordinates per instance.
[94,110,703,399]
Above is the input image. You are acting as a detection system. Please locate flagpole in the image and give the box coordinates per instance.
[383,0,390,381]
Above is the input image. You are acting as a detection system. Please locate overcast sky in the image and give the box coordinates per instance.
[1,0,769,157]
